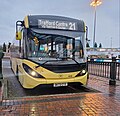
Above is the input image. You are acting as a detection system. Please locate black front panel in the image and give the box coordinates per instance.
[42,63,86,73]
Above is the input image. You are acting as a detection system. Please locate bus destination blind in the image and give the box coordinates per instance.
[38,19,77,31]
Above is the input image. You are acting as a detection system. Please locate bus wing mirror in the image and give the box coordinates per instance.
[85,26,90,42]
[16,20,23,40]
[16,31,22,40]
[85,26,88,41]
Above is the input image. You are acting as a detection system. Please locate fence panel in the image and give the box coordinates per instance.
[88,58,120,81]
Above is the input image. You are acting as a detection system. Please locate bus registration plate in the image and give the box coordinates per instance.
[53,83,68,87]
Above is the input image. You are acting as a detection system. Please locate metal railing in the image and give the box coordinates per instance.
[87,57,120,85]
[116,62,120,80]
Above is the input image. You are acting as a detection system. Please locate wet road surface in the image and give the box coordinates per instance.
[2,59,98,99]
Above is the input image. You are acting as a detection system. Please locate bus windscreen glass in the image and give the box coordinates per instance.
[26,29,85,64]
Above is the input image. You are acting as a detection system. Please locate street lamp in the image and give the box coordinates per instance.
[90,0,102,48]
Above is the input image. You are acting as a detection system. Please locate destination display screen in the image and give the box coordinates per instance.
[38,19,77,30]
[28,15,85,32]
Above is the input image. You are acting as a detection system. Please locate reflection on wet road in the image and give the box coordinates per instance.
[2,59,98,99]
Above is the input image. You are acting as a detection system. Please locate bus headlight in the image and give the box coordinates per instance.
[23,64,44,78]
[81,69,86,74]
[31,71,37,76]
[75,69,86,77]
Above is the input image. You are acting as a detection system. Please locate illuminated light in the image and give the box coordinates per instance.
[70,54,73,58]
[31,71,36,76]
[90,0,102,7]
[75,69,86,77]
[82,70,86,74]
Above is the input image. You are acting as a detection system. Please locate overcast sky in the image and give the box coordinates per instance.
[0,0,119,48]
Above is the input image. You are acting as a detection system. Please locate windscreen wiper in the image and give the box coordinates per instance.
[58,57,80,66]
[34,57,80,69]
[34,59,62,69]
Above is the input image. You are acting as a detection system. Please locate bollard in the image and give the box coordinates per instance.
[109,57,116,85]
[0,52,4,87]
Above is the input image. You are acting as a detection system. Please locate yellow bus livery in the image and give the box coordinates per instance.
[10,15,88,89]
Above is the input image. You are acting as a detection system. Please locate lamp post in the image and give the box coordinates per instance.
[90,0,102,48]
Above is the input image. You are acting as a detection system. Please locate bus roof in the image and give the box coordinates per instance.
[24,15,85,32]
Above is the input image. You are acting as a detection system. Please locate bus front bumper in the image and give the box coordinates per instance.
[22,73,88,89]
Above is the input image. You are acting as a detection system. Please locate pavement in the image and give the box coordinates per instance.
[0,75,120,116]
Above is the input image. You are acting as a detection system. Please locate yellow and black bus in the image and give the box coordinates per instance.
[10,15,88,89]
